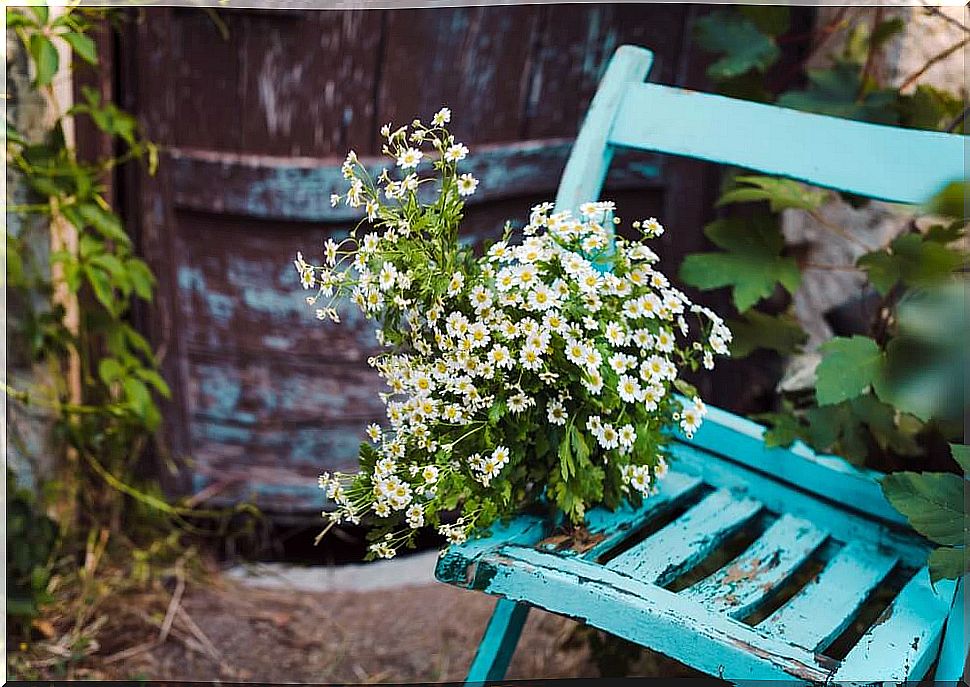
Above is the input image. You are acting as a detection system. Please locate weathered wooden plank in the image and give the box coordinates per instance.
[472,546,839,681]
[758,541,898,652]
[671,400,908,527]
[682,514,828,619]
[606,488,762,585]
[834,568,957,681]
[555,45,653,215]
[377,6,540,145]
[435,515,549,587]
[522,5,687,140]
[238,10,382,156]
[536,471,704,559]
[609,81,966,204]
[667,441,929,567]
[465,598,530,684]
[933,576,967,681]
[168,143,662,222]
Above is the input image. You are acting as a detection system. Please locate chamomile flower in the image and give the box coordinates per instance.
[457,173,479,196]
[397,147,424,169]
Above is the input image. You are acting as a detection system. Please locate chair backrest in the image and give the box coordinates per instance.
[555,45,966,214]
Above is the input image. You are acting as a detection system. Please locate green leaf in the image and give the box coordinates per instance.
[30,5,49,25]
[928,547,967,584]
[679,214,800,312]
[570,425,590,464]
[727,309,806,358]
[897,84,965,132]
[123,377,155,423]
[778,61,898,124]
[923,222,965,245]
[135,369,172,399]
[717,176,828,212]
[98,357,125,385]
[738,5,790,36]
[29,34,59,87]
[754,411,805,449]
[77,202,131,247]
[881,471,966,546]
[126,258,156,301]
[860,233,965,295]
[815,336,883,406]
[83,264,116,313]
[6,9,36,29]
[61,31,98,65]
[951,444,970,475]
[558,434,574,481]
[924,180,969,220]
[694,12,780,80]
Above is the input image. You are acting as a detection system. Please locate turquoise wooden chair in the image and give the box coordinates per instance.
[435,45,967,683]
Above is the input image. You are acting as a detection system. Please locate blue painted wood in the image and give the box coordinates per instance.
[834,568,957,681]
[554,45,654,215]
[758,540,898,651]
[608,83,965,204]
[606,489,762,585]
[667,441,929,566]
[538,470,704,560]
[476,545,838,681]
[672,399,908,527]
[682,513,828,618]
[465,598,530,684]
[934,576,967,681]
[439,44,964,682]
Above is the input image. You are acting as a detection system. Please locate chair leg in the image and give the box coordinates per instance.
[466,598,529,684]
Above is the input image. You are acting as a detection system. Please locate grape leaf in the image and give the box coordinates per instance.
[881,471,966,546]
[717,176,828,212]
[679,215,800,312]
[693,12,780,80]
[815,336,883,406]
[927,546,967,584]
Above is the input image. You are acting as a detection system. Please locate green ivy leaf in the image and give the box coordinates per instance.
[927,546,967,584]
[815,336,883,406]
[727,309,806,358]
[881,471,966,546]
[679,214,800,312]
[126,258,156,301]
[135,369,172,399]
[29,34,59,88]
[693,12,780,80]
[717,176,828,212]
[123,377,153,419]
[924,180,970,220]
[83,264,116,314]
[61,31,98,66]
[77,202,131,247]
[858,233,964,295]
[98,357,125,385]
[897,84,965,132]
[29,5,49,25]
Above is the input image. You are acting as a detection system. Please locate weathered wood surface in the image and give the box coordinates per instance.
[436,433,949,681]
[122,5,731,511]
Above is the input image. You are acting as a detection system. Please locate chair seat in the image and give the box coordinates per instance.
[435,423,957,681]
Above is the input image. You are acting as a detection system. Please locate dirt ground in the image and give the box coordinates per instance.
[49,566,704,683]
[85,575,597,682]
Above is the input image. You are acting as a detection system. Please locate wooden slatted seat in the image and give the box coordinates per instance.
[434,45,967,683]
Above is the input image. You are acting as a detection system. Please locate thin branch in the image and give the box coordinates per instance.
[920,2,970,35]
[858,8,885,97]
[898,36,970,91]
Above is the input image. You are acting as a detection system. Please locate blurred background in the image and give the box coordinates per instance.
[6,2,967,681]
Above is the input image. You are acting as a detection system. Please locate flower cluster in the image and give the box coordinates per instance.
[296,109,730,559]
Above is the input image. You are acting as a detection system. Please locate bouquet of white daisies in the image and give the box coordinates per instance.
[294,108,730,559]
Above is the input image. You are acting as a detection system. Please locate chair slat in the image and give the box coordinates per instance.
[834,568,957,681]
[539,471,704,560]
[608,82,965,204]
[480,545,838,681]
[606,489,762,585]
[758,541,898,651]
[682,514,828,618]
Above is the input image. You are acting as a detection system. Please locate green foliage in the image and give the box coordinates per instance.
[727,310,806,358]
[814,335,883,405]
[881,444,968,582]
[693,11,780,81]
[688,9,968,582]
[7,470,59,629]
[717,175,828,213]
[679,213,800,312]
